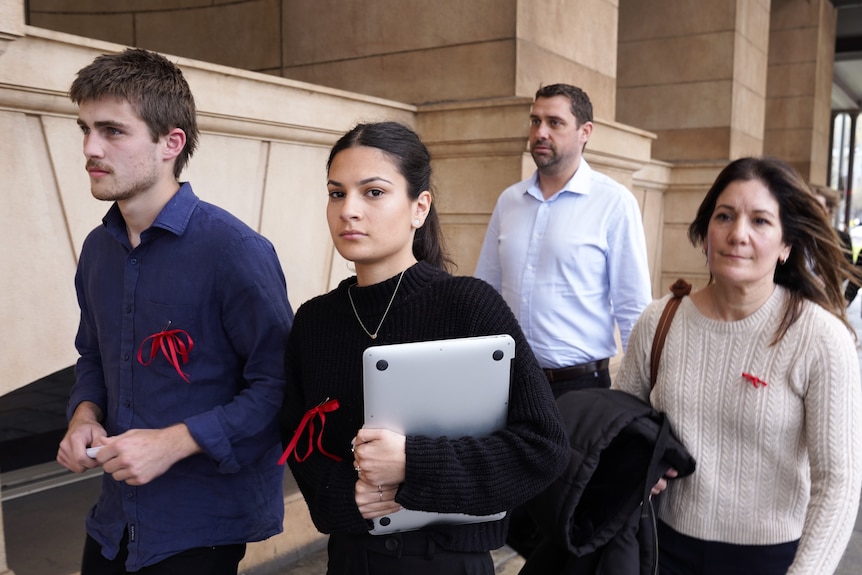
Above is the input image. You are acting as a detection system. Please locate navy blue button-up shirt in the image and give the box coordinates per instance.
[69,183,294,570]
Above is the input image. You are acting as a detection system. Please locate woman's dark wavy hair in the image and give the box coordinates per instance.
[69,48,198,180]
[326,121,453,272]
[688,156,860,343]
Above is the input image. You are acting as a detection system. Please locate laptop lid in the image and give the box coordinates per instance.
[362,334,514,534]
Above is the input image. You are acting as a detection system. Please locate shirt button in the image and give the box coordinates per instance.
[124,354,129,361]
[130,258,137,265]
[126,492,134,499]
[125,305,132,313]
[384,537,398,551]
[124,400,131,408]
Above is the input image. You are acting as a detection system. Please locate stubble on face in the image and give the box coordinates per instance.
[530,139,558,170]
[86,151,161,203]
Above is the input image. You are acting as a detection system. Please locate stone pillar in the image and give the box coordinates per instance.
[617,0,770,162]
[0,0,24,57]
[280,0,646,273]
[0,9,23,572]
[765,0,836,182]
[281,0,620,117]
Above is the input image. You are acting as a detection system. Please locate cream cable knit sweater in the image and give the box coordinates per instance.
[613,286,862,574]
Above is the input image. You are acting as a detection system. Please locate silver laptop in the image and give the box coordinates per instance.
[362,334,514,535]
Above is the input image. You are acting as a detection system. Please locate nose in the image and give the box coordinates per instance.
[83,133,103,159]
[339,192,361,221]
[532,121,550,140]
[727,218,749,243]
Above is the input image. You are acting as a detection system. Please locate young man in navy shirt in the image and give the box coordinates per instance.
[56,48,294,574]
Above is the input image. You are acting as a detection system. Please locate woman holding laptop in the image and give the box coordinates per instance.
[279,121,568,574]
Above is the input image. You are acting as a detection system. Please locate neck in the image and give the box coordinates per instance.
[537,158,580,199]
[118,180,181,247]
[355,255,418,287]
[695,281,776,321]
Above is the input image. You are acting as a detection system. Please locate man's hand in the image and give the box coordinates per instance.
[57,401,106,473]
[96,424,201,486]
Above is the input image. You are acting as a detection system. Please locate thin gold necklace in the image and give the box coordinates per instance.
[347,269,406,340]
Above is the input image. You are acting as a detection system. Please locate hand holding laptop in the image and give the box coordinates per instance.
[361,334,514,534]
[352,428,405,520]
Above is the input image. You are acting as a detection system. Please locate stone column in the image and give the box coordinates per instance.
[280,0,650,274]
[617,0,771,162]
[0,5,23,568]
[617,0,774,286]
[0,0,24,57]
[765,0,836,182]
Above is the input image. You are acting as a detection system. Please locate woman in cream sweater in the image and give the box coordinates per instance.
[613,156,862,575]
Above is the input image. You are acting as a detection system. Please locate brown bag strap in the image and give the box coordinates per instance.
[649,279,692,390]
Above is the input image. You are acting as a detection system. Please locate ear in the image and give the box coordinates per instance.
[413,190,432,227]
[780,245,792,264]
[578,121,593,148]
[163,128,187,162]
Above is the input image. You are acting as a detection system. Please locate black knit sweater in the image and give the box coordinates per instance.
[280,261,568,552]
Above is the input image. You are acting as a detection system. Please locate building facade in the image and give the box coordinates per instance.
[0,1,839,573]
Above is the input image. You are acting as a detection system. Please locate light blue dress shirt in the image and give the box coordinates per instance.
[475,159,652,369]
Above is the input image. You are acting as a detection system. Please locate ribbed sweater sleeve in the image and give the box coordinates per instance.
[280,262,568,551]
[612,287,862,574]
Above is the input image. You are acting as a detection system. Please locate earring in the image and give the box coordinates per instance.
[413,219,420,226]
[779,257,787,265]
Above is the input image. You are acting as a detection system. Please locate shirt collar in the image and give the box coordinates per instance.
[525,158,593,202]
[102,182,199,245]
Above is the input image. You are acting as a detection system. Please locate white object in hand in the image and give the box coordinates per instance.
[86,446,103,458]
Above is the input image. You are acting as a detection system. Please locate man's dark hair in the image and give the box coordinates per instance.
[70,48,199,179]
[535,83,593,126]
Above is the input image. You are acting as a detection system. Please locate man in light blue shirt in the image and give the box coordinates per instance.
[475,83,652,396]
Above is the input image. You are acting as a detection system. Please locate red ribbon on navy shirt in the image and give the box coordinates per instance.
[279,398,343,464]
[137,322,194,383]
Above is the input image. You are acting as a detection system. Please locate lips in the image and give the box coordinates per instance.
[86,161,111,177]
[340,229,366,240]
[532,143,550,151]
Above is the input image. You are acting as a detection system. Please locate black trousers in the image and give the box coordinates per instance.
[326,532,494,575]
[81,532,246,575]
[549,368,611,399]
[657,520,798,575]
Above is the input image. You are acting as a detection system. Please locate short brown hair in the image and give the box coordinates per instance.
[535,83,593,126]
[70,48,199,179]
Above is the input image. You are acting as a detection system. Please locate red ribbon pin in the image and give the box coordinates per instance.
[279,398,343,465]
[742,372,768,388]
[137,321,194,383]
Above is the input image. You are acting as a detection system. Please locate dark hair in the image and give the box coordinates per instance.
[535,83,593,126]
[69,48,199,179]
[688,156,859,342]
[326,121,453,272]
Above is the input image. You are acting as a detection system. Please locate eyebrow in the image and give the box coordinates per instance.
[327,176,394,187]
[76,118,131,129]
[715,203,777,217]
